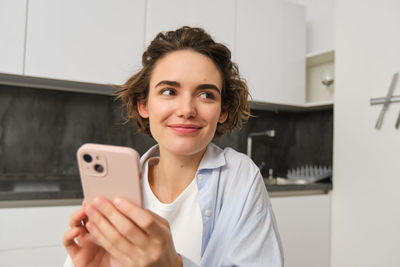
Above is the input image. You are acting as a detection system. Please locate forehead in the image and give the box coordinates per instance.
[149,50,222,88]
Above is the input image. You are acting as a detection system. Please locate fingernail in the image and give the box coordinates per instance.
[86,221,93,231]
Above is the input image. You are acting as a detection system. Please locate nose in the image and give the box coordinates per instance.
[175,94,197,119]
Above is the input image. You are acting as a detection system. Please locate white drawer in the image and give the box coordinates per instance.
[0,205,80,250]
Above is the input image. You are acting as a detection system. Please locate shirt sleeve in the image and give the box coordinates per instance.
[220,171,284,267]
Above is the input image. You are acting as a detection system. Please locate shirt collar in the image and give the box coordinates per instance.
[197,143,226,170]
[139,143,226,171]
[140,144,160,170]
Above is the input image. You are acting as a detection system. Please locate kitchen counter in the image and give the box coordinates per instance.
[0,177,332,207]
[0,177,83,206]
[265,179,332,197]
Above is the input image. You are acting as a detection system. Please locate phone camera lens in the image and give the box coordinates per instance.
[94,164,104,173]
[83,154,92,163]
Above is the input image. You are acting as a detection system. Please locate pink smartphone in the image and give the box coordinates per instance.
[77,143,142,207]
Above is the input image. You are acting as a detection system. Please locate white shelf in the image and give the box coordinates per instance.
[306,50,335,67]
[306,50,335,104]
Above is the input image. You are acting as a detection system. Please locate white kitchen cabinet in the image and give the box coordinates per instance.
[236,0,306,105]
[286,0,335,54]
[286,0,336,106]
[24,0,145,85]
[270,194,331,267]
[145,0,235,53]
[0,205,80,266]
[0,0,26,75]
[0,245,67,267]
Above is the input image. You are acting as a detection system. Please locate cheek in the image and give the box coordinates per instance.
[147,101,173,122]
[202,105,222,124]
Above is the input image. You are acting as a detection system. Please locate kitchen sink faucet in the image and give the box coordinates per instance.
[246,130,276,159]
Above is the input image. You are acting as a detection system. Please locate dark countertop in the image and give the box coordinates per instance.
[265,180,332,192]
[0,177,332,205]
[0,177,83,202]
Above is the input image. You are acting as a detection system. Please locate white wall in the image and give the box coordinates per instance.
[332,1,400,266]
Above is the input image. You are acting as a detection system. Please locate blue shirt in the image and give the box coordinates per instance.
[140,143,284,267]
[64,143,284,267]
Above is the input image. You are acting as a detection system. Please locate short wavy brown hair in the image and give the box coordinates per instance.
[115,26,250,137]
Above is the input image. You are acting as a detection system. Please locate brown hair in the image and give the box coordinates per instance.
[114,26,250,137]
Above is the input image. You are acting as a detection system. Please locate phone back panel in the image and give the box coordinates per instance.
[77,143,142,207]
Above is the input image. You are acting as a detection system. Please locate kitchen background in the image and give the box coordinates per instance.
[0,83,332,193]
[1,0,399,267]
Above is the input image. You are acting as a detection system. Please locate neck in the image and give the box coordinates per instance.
[149,146,207,203]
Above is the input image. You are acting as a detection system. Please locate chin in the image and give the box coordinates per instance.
[165,137,211,156]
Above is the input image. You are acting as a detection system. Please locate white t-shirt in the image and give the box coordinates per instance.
[142,157,202,264]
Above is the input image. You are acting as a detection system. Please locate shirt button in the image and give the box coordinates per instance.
[197,174,203,180]
[204,209,212,217]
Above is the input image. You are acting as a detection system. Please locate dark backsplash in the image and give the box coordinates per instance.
[246,109,333,178]
[0,84,155,180]
[0,84,332,183]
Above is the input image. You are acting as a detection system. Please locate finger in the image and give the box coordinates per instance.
[146,209,170,228]
[85,220,134,266]
[113,197,169,239]
[69,208,87,228]
[74,223,92,246]
[85,203,138,258]
[62,227,82,256]
[94,197,150,249]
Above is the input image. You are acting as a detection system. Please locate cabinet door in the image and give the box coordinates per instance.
[0,0,26,75]
[236,0,306,105]
[303,0,335,54]
[145,0,235,52]
[25,0,145,84]
[270,194,331,267]
[0,205,80,266]
[0,205,80,250]
[0,245,67,267]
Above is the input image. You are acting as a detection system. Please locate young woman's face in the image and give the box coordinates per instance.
[138,50,227,156]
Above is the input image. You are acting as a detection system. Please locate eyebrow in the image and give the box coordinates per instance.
[155,80,221,94]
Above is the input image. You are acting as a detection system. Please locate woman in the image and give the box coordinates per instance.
[63,26,283,267]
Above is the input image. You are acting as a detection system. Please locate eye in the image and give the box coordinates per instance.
[199,91,215,100]
[160,88,176,96]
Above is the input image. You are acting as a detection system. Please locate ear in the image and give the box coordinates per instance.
[218,112,228,124]
[137,101,149,118]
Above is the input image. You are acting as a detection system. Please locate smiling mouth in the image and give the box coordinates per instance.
[168,124,203,134]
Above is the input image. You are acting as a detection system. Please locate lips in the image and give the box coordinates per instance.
[168,124,203,134]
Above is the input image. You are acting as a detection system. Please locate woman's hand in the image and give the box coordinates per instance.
[62,202,118,267]
[83,196,182,267]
